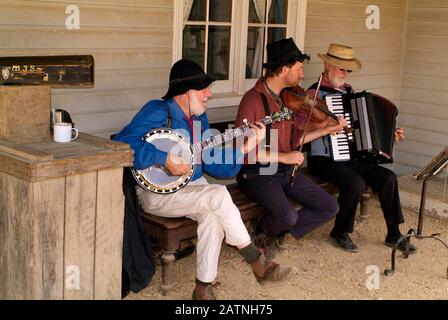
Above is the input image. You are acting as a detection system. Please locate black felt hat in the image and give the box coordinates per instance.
[162,59,214,100]
[262,38,310,69]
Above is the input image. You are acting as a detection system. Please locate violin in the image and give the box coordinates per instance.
[281,85,352,132]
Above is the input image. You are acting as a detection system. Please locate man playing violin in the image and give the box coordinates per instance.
[235,38,344,258]
[114,59,297,300]
[302,43,416,254]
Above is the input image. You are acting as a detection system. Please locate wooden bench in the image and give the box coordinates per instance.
[139,176,370,295]
[134,121,371,294]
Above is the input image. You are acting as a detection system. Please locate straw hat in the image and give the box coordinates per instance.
[317,43,362,71]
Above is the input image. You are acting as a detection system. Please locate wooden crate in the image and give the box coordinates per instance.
[0,86,51,144]
[0,133,133,299]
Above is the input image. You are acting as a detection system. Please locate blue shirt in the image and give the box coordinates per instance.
[113,98,244,181]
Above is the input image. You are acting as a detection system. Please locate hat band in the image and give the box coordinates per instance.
[326,53,355,61]
[169,73,206,84]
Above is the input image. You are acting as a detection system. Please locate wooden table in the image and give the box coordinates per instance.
[0,133,133,299]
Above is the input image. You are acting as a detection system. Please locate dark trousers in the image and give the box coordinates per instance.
[238,165,339,239]
[307,156,405,235]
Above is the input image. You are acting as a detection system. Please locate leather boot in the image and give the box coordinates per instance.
[254,233,278,260]
[249,254,297,286]
[192,282,218,300]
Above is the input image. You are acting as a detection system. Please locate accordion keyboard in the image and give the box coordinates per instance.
[325,95,355,161]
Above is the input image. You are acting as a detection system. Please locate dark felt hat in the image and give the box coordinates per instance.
[262,38,310,69]
[162,59,214,100]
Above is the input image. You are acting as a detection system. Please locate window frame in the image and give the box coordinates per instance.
[173,0,307,103]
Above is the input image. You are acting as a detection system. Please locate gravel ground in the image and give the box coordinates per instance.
[126,199,448,300]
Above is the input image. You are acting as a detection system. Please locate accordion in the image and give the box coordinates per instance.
[325,92,398,163]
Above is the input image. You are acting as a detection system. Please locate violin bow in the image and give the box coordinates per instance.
[290,73,324,187]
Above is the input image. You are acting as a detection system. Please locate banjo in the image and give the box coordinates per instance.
[132,108,293,194]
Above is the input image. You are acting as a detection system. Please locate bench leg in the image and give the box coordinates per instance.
[359,192,370,222]
[160,251,176,296]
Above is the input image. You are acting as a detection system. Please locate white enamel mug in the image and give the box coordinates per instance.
[53,122,78,143]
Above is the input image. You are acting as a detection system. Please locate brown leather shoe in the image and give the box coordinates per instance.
[254,233,279,260]
[191,282,219,300]
[250,254,297,287]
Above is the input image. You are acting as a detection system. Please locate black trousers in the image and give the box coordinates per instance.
[307,156,404,235]
[238,165,339,239]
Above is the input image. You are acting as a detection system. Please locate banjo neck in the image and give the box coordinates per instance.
[191,115,279,154]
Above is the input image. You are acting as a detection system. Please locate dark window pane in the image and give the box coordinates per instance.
[210,0,232,22]
[187,0,206,21]
[208,26,230,80]
[183,25,205,69]
[246,27,265,79]
[267,27,286,44]
[268,0,288,24]
[248,0,266,23]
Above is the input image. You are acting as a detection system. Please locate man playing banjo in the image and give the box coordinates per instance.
[114,59,297,300]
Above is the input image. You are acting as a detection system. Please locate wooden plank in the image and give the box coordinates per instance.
[407,7,448,21]
[0,0,173,8]
[64,172,97,299]
[400,101,448,121]
[92,68,168,90]
[74,111,140,133]
[0,139,53,161]
[33,150,133,181]
[307,1,406,19]
[403,61,448,78]
[404,48,448,65]
[0,3,172,28]
[395,140,444,158]
[399,113,448,134]
[94,168,124,299]
[0,173,32,299]
[305,32,404,49]
[306,15,406,33]
[402,74,448,92]
[31,177,65,299]
[400,87,448,107]
[405,34,448,51]
[0,173,12,299]
[77,132,130,151]
[400,127,448,146]
[0,145,133,182]
[0,28,172,50]
[406,20,448,35]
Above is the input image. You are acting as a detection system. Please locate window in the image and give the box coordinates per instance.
[173,0,307,100]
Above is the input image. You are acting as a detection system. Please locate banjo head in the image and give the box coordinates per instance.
[132,128,195,194]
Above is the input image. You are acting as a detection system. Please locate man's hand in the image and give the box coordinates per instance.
[279,151,304,165]
[394,127,405,142]
[240,121,266,155]
[325,116,348,136]
[165,155,191,176]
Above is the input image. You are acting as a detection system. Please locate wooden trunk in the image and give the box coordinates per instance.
[0,55,94,87]
[0,133,133,299]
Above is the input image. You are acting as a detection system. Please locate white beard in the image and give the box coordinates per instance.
[329,76,346,88]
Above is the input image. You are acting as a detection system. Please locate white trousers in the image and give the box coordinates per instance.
[136,177,251,283]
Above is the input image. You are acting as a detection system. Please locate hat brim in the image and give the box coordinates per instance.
[162,75,214,100]
[318,53,362,72]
